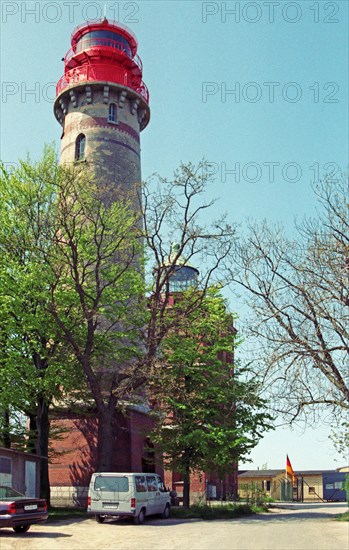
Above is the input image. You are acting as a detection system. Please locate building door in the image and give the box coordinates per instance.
[141,440,155,473]
[25,461,36,497]
[0,456,12,487]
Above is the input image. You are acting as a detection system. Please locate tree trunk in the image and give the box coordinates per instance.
[182,465,191,509]
[26,413,37,453]
[96,404,117,472]
[1,409,11,448]
[36,396,51,505]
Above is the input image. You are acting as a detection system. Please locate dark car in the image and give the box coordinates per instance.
[0,485,48,534]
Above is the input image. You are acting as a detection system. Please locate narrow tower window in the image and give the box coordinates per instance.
[108,103,117,123]
[75,133,86,160]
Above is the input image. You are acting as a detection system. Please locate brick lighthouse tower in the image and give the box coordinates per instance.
[54,18,150,200]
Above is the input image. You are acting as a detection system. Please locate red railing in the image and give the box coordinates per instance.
[64,38,143,74]
[56,64,149,103]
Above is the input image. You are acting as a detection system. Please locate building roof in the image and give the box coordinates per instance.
[238,469,340,478]
[0,446,46,460]
[238,470,282,478]
[163,243,199,273]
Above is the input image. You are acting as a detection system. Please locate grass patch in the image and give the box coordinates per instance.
[336,511,349,522]
[48,507,88,522]
[170,503,267,520]
[46,503,268,522]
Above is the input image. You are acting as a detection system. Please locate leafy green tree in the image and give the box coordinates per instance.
[0,148,145,487]
[344,474,349,506]
[0,149,83,502]
[39,159,147,472]
[148,288,273,508]
[48,160,241,474]
[1,152,259,500]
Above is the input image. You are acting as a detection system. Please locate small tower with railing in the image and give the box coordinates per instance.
[166,243,199,293]
[54,18,150,200]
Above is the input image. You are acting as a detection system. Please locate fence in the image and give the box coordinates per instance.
[50,485,88,508]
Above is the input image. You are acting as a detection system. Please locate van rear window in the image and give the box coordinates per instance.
[94,476,129,492]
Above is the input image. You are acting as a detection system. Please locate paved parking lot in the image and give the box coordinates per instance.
[0,503,348,550]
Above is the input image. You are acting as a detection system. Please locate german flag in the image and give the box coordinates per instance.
[286,455,295,482]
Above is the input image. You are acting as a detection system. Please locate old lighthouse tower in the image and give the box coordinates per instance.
[49,19,153,506]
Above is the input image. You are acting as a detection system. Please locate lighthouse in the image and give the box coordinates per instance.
[49,20,154,506]
[54,18,150,201]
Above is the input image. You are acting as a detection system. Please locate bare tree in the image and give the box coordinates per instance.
[140,161,235,369]
[226,176,349,434]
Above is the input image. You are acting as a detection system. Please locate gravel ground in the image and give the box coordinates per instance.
[0,503,348,550]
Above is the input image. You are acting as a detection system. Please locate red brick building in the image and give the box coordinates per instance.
[49,405,237,506]
[49,405,160,506]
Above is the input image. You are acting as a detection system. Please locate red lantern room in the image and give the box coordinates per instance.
[56,18,149,107]
[54,19,150,195]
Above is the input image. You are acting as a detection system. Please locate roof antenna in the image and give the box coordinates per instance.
[102,3,107,23]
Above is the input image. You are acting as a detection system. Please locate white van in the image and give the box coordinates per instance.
[87,472,171,524]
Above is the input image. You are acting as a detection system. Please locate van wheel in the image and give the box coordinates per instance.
[134,508,145,525]
[162,504,170,519]
[13,525,30,534]
[95,515,105,523]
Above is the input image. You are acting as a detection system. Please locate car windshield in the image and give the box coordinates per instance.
[0,486,24,499]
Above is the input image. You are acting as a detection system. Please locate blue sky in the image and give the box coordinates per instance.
[1,1,348,470]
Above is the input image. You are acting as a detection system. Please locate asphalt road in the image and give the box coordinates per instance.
[0,503,348,550]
